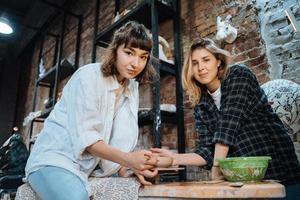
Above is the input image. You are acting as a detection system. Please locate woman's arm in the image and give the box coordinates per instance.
[213,143,229,166]
[87,140,155,171]
[151,148,207,166]
[211,143,229,180]
[173,153,207,166]
[88,141,158,185]
[193,106,215,168]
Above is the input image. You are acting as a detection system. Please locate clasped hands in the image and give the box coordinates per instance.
[118,149,174,185]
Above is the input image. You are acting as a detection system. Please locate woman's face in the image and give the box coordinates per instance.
[115,44,149,82]
[191,48,221,91]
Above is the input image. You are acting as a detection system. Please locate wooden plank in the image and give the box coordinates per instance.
[139,181,285,198]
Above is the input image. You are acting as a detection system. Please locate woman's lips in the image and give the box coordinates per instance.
[199,73,208,77]
[128,70,136,75]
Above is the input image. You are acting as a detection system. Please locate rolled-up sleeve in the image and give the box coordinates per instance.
[194,106,214,169]
[213,67,256,147]
[65,74,104,160]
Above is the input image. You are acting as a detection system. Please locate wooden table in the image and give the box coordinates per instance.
[139,181,285,199]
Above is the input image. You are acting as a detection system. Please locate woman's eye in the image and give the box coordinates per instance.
[140,56,148,60]
[203,59,210,62]
[192,62,198,66]
[125,51,133,55]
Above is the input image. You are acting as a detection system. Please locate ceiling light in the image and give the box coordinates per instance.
[0,17,13,34]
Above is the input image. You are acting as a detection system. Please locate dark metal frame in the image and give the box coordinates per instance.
[151,0,162,148]
[91,0,100,63]
[29,1,83,149]
[173,0,186,180]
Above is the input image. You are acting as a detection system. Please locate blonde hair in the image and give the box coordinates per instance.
[182,38,231,107]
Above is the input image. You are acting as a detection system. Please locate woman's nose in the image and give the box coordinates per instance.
[198,64,205,71]
[131,56,139,68]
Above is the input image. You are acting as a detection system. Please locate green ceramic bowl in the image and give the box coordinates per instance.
[218,156,271,182]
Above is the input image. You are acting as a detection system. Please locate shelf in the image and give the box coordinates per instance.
[33,106,54,121]
[138,109,177,126]
[37,58,75,85]
[138,110,152,126]
[149,59,176,77]
[95,0,174,47]
[159,60,176,76]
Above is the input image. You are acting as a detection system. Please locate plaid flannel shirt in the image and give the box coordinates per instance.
[194,64,300,185]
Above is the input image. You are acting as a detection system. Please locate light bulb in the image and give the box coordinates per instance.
[0,18,13,34]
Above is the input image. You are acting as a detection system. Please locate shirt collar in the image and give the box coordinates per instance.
[207,85,221,96]
[107,75,134,98]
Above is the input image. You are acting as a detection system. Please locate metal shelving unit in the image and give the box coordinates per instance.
[29,2,82,148]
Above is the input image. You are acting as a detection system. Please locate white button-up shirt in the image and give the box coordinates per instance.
[25,63,139,194]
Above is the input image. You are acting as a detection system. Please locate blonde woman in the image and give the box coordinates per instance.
[152,38,300,200]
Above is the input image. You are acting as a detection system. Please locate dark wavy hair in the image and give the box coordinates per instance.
[101,21,156,84]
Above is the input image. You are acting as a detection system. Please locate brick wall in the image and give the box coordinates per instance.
[256,0,300,84]
[255,0,300,169]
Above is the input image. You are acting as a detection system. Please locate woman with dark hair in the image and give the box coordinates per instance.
[152,38,300,199]
[26,21,158,200]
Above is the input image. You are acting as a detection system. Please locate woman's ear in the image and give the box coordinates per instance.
[217,60,221,68]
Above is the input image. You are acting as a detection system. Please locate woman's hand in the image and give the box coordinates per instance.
[118,166,158,186]
[118,166,132,178]
[151,148,176,166]
[211,166,224,180]
[135,173,152,185]
[125,150,157,171]
[151,148,175,158]
[134,168,158,185]
[146,154,159,166]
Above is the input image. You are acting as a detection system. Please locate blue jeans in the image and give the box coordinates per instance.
[28,166,89,200]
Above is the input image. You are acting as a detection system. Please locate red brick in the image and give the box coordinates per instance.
[234,53,249,63]
[257,73,270,84]
[212,0,222,5]
[245,55,266,67]
[248,48,263,59]
[187,140,196,149]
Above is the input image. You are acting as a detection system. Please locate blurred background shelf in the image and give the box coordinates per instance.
[95,0,174,47]
[37,59,75,85]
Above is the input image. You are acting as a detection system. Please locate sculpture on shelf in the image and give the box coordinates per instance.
[261,79,300,140]
[113,9,130,23]
[158,36,174,64]
[216,15,238,44]
[136,0,173,7]
[158,0,173,6]
[22,111,42,127]
[43,97,54,109]
[38,58,46,78]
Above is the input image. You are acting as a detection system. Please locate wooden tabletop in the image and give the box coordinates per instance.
[139,181,285,199]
